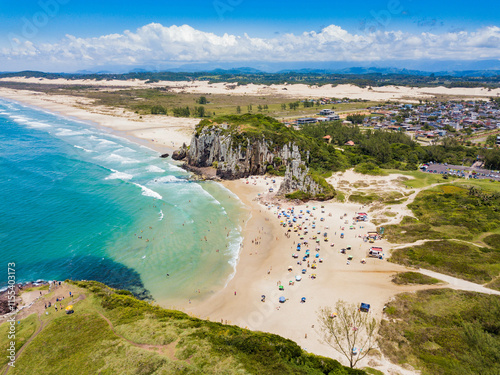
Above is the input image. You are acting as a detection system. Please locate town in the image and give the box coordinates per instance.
[289,98,500,146]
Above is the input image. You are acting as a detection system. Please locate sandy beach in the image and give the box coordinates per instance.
[0,86,449,373]
[0,87,198,154]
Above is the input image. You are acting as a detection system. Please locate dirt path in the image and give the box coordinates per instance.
[96,311,178,359]
[418,269,500,295]
[2,316,45,375]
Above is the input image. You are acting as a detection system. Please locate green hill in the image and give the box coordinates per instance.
[0,281,364,375]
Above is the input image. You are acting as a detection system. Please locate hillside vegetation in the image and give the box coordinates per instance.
[384,184,500,287]
[379,289,500,375]
[0,281,363,375]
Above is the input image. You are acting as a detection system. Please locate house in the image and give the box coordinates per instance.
[344,140,355,146]
[326,114,340,121]
[319,109,336,116]
[296,117,317,125]
[323,135,331,143]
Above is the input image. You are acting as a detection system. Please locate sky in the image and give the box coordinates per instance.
[0,0,499,72]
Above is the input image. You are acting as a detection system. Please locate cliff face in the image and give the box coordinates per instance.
[185,126,335,200]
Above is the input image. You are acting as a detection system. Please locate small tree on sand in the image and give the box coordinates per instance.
[317,300,377,368]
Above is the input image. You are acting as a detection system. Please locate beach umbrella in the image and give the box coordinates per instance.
[301,297,306,303]
[295,275,302,281]
[315,253,320,258]
[302,269,307,274]
[65,305,73,311]
[279,296,286,303]
[288,266,293,271]
[279,285,284,291]
[319,257,324,263]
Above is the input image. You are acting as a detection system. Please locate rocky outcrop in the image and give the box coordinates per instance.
[181,126,335,200]
[171,144,187,160]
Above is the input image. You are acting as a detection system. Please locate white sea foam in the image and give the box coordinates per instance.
[133,183,162,200]
[159,210,164,221]
[151,175,183,183]
[74,145,93,153]
[55,128,85,136]
[105,169,133,181]
[27,121,51,129]
[96,153,139,165]
[97,138,117,145]
[165,163,184,172]
[146,165,165,173]
[10,115,29,123]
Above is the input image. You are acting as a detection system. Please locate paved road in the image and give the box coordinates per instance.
[419,269,500,295]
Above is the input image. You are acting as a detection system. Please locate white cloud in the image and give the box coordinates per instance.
[2,23,500,70]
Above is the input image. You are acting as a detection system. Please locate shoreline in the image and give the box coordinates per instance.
[0,88,441,373]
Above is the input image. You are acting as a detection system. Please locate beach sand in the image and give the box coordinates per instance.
[0,87,197,154]
[2,77,500,101]
[182,175,438,373]
[0,86,445,373]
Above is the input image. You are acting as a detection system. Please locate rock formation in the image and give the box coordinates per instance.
[177,125,335,200]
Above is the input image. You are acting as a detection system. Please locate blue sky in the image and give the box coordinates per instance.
[1,0,499,71]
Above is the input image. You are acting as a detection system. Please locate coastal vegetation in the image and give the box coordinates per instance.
[391,272,441,285]
[385,184,500,242]
[2,70,500,89]
[0,281,363,375]
[378,289,500,375]
[384,184,500,285]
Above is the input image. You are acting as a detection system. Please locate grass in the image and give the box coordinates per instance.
[378,289,500,375]
[484,234,500,249]
[0,314,39,368]
[348,191,405,205]
[0,281,364,375]
[354,162,388,176]
[384,185,500,242]
[389,240,500,284]
[391,272,442,285]
[383,170,451,189]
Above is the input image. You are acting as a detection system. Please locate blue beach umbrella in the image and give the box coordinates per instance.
[279,296,286,303]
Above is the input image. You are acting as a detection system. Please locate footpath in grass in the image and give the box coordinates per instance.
[379,289,500,375]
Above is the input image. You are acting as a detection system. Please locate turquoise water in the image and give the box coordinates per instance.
[0,99,246,303]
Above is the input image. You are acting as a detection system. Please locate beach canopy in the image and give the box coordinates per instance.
[295,275,302,281]
[65,305,73,311]
[279,296,286,303]
[360,303,370,312]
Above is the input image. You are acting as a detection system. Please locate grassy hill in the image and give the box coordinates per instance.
[0,281,363,375]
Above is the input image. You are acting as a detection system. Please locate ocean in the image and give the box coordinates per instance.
[0,98,247,304]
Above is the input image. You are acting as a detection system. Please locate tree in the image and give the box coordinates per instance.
[194,106,205,117]
[317,301,377,368]
[486,134,497,147]
[197,96,207,104]
[236,105,241,114]
[150,105,167,115]
[281,103,286,110]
